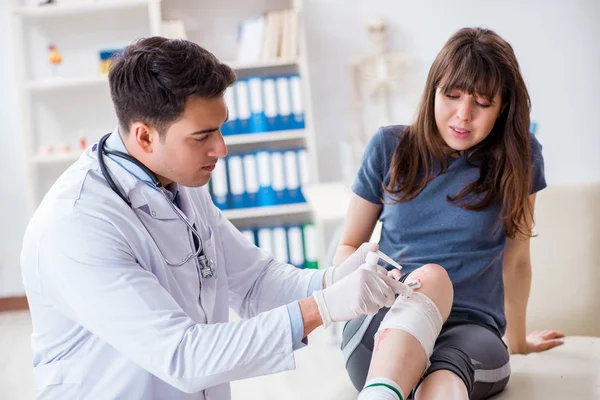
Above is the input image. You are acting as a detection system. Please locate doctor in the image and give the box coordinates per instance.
[20,37,401,399]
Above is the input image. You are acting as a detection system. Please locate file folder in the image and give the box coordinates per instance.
[243,153,259,208]
[272,226,289,263]
[248,77,267,133]
[227,155,246,209]
[283,150,302,204]
[287,225,305,269]
[256,151,275,206]
[235,80,251,134]
[302,223,319,269]
[290,74,305,129]
[210,159,229,210]
[270,151,287,204]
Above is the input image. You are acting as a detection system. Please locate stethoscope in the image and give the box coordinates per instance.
[96,133,216,279]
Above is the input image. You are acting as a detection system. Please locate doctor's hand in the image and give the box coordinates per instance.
[324,242,379,287]
[313,263,398,328]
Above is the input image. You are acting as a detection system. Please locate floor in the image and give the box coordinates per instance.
[0,311,358,400]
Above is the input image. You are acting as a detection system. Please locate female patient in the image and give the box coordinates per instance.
[335,27,564,400]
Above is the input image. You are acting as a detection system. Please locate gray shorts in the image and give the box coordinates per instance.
[341,287,510,399]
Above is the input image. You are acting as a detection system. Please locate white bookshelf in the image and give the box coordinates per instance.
[11,0,322,263]
[223,203,311,220]
[12,0,155,18]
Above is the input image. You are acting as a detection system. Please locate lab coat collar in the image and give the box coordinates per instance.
[100,129,191,221]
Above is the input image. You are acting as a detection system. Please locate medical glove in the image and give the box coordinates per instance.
[313,263,401,328]
[324,242,379,287]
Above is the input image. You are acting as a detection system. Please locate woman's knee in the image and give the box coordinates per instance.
[407,264,453,320]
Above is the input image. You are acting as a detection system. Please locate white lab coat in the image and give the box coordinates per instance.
[21,145,320,399]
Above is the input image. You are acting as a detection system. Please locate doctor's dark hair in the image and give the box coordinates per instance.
[108,37,236,136]
[386,27,533,239]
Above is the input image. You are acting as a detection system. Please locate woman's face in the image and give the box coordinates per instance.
[434,86,503,152]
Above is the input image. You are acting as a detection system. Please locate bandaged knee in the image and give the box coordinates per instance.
[376,292,443,365]
[358,377,405,400]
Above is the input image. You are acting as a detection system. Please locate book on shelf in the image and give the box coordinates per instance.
[235,8,299,64]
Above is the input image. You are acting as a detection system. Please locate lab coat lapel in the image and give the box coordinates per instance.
[179,187,218,323]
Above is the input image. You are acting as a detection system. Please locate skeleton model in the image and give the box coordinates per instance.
[343,17,410,182]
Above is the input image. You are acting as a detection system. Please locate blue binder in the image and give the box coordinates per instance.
[289,74,305,130]
[275,76,293,131]
[283,150,302,204]
[287,225,305,269]
[221,86,238,135]
[256,151,276,207]
[270,151,287,205]
[235,79,252,134]
[227,155,246,209]
[243,153,259,208]
[210,159,229,210]
[248,76,267,133]
[262,77,279,132]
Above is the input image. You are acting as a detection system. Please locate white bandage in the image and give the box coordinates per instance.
[376,292,443,362]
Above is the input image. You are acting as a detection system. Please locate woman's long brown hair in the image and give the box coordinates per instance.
[385,27,533,239]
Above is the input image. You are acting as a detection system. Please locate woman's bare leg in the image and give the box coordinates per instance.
[358,264,453,399]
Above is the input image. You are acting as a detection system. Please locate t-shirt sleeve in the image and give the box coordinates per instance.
[530,133,547,194]
[351,128,386,204]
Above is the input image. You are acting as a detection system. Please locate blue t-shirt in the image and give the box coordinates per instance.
[352,125,546,335]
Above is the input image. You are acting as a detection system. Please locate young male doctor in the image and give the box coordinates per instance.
[20,37,401,399]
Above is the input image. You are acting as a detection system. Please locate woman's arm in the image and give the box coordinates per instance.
[503,193,564,354]
[333,193,382,264]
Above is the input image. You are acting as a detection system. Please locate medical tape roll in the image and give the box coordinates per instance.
[376,292,443,363]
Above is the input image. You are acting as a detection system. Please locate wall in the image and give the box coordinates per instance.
[0,1,29,296]
[302,0,600,184]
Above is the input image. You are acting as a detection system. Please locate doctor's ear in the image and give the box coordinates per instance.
[130,122,158,153]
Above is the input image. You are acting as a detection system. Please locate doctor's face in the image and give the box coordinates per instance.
[152,96,228,187]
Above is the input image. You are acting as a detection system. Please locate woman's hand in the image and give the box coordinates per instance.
[511,330,565,354]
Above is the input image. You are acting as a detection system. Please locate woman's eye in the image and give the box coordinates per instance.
[476,101,491,108]
[195,136,209,142]
[445,94,460,99]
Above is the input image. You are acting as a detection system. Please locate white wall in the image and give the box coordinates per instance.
[302,0,600,184]
[0,1,29,296]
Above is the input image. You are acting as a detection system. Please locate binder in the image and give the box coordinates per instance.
[248,77,267,133]
[297,148,309,201]
[210,159,229,210]
[243,153,259,208]
[283,150,302,204]
[287,225,305,269]
[221,86,238,135]
[256,151,275,206]
[257,227,274,256]
[262,77,279,132]
[272,226,289,263]
[302,223,319,269]
[275,76,292,130]
[227,155,246,209]
[270,151,287,204]
[290,74,305,129]
[235,80,251,134]
[240,229,256,246]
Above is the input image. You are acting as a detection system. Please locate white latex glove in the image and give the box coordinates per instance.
[313,263,401,328]
[324,242,379,287]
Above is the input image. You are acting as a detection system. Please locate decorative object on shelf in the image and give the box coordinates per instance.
[99,48,124,75]
[47,44,62,76]
[343,16,410,184]
[38,0,56,6]
[79,135,88,150]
